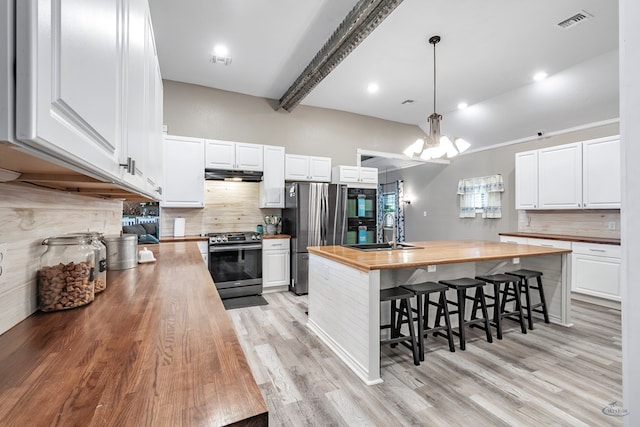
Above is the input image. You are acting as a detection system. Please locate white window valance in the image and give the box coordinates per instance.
[457,174,504,218]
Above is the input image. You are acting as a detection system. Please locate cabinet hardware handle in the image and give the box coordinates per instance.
[156,186,162,195]
[119,157,135,174]
[589,248,606,252]
[270,244,283,247]
[541,244,554,247]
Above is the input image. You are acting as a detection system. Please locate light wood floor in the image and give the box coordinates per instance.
[228,292,623,426]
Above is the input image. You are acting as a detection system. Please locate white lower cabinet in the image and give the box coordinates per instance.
[262,238,290,290]
[571,242,621,301]
[196,241,208,265]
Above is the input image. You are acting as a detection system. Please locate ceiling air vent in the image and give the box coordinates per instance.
[557,11,593,29]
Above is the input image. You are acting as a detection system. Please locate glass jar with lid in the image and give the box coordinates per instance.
[39,235,96,312]
[67,232,107,293]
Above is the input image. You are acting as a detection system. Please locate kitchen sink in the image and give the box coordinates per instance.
[342,242,423,251]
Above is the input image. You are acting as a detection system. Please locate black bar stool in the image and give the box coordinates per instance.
[400,282,455,361]
[475,274,527,339]
[380,287,420,366]
[505,269,550,330]
[436,278,493,350]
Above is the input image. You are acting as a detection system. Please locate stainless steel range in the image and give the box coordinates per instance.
[208,231,262,299]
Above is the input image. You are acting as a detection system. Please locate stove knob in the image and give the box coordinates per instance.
[256,234,262,240]
[221,236,228,242]
[251,234,257,240]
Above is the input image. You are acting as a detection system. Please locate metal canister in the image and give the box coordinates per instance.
[104,234,138,270]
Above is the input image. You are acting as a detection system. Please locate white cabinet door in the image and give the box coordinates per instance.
[359,167,378,184]
[538,142,582,209]
[335,166,359,182]
[235,143,263,171]
[196,241,208,265]
[263,238,290,288]
[285,154,331,181]
[205,140,235,169]
[143,9,164,198]
[514,150,538,209]
[583,136,621,209]
[499,236,529,245]
[16,0,123,180]
[161,135,205,208]
[120,0,147,191]
[260,145,285,208]
[309,156,331,181]
[205,140,263,171]
[285,154,310,180]
[571,243,621,301]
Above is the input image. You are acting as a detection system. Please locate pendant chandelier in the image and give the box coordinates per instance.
[403,35,470,160]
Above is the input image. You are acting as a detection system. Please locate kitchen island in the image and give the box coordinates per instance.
[307,240,572,385]
[0,242,267,426]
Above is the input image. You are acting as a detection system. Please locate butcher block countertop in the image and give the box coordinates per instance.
[499,232,620,245]
[0,242,267,427]
[307,240,571,272]
[160,235,209,242]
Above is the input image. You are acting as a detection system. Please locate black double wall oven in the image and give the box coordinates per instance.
[208,232,262,299]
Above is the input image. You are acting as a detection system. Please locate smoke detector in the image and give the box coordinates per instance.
[557,10,593,30]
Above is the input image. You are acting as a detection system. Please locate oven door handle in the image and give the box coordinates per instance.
[209,244,263,252]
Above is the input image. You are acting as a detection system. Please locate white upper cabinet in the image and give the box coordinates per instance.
[538,142,582,209]
[16,0,123,180]
[260,145,285,208]
[13,0,163,200]
[205,139,263,171]
[582,136,621,209]
[143,6,164,198]
[161,135,204,208]
[285,154,331,182]
[332,166,378,188]
[515,150,538,209]
[515,137,620,210]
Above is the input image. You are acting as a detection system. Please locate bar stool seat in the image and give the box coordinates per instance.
[400,282,455,361]
[436,278,493,350]
[475,274,527,339]
[505,269,549,330]
[380,287,420,366]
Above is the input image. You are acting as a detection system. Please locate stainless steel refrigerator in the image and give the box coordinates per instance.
[282,182,377,295]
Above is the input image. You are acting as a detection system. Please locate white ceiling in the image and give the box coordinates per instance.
[148,0,619,151]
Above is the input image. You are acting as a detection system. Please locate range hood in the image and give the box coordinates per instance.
[204,168,263,182]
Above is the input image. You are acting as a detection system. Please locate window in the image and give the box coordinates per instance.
[457,175,504,218]
[382,192,395,227]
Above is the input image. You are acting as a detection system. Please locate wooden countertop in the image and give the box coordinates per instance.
[307,240,572,272]
[261,234,290,239]
[499,232,620,245]
[0,242,267,426]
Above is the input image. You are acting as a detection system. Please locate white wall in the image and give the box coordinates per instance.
[620,0,639,423]
[162,80,425,167]
[379,122,619,242]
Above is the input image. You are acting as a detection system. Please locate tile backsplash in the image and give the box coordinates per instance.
[160,181,280,237]
[518,209,621,239]
[0,183,123,335]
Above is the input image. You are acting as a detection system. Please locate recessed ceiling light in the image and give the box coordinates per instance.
[367,83,379,94]
[457,102,468,110]
[533,71,548,82]
[214,45,229,56]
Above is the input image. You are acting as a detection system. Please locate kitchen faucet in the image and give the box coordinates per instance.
[380,212,396,248]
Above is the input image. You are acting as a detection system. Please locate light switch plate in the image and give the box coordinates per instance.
[513,257,520,264]
[427,265,436,272]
